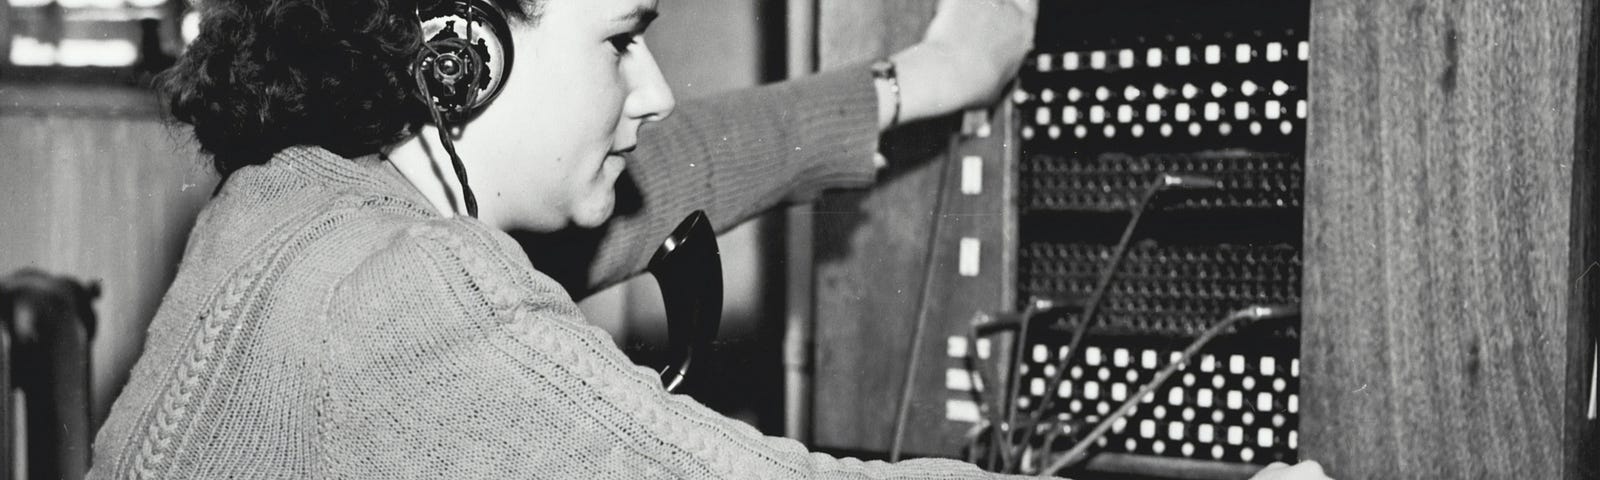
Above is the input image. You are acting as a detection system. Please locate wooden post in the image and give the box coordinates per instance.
[1302,0,1599,477]
[810,0,942,455]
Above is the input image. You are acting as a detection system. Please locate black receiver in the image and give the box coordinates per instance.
[648,211,723,393]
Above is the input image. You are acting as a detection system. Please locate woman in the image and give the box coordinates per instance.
[87,0,1329,478]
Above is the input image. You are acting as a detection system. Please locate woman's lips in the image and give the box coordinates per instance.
[599,154,626,183]
[601,145,633,182]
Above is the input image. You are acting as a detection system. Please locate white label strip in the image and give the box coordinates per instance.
[958,238,981,277]
[961,156,984,195]
[947,335,968,358]
[945,368,973,392]
[946,399,980,423]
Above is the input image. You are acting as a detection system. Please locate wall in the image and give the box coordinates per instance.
[0,86,216,424]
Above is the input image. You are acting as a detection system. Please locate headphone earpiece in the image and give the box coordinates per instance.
[430,52,468,85]
[411,0,512,218]
[417,0,514,123]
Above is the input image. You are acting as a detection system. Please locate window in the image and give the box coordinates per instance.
[1,0,190,82]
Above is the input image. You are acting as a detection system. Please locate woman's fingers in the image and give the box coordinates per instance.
[1250,460,1331,480]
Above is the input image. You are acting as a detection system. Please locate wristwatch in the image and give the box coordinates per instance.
[871,59,901,128]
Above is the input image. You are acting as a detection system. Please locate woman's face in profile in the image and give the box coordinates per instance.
[462,0,674,232]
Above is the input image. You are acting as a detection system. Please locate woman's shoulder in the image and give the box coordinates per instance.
[322,215,588,352]
[340,216,578,312]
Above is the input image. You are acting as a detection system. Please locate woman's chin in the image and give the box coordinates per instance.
[570,193,616,229]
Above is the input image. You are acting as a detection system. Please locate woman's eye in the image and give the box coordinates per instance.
[607,35,637,55]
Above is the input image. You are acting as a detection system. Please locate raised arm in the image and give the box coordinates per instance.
[518,0,1040,297]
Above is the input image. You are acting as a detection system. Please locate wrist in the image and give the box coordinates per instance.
[887,43,959,127]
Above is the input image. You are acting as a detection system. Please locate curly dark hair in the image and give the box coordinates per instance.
[160,0,539,176]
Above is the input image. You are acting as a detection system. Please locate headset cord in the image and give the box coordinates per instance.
[413,43,481,218]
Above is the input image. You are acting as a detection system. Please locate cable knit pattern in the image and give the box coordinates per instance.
[130,254,262,479]
[89,65,1030,479]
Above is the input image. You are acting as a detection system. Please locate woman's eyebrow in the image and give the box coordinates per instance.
[613,7,660,27]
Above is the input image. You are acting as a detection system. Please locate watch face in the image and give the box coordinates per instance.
[871,60,896,79]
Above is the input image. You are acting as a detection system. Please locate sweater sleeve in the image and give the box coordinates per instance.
[521,62,881,297]
[321,219,1028,479]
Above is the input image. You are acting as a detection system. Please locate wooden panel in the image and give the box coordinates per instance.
[0,84,216,425]
[811,0,1020,458]
[1302,1,1598,477]
[811,0,942,454]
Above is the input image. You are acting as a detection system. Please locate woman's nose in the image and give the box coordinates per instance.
[625,41,676,123]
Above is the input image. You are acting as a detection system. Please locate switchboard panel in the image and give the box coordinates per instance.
[954,0,1309,475]
[811,2,1310,477]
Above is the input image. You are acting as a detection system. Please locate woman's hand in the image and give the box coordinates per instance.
[1249,461,1333,480]
[885,0,1038,128]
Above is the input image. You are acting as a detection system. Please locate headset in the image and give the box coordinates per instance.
[411,2,721,394]
[413,0,515,218]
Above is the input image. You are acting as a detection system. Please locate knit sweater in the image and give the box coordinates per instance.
[88,66,1024,479]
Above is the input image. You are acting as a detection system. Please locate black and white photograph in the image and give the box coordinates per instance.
[0,0,1594,478]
